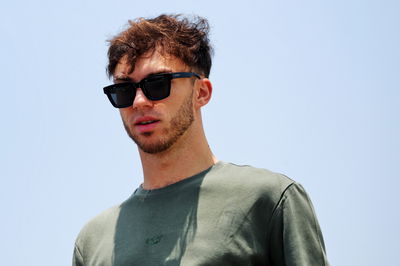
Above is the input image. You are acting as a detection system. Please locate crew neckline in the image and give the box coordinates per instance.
[134,161,225,196]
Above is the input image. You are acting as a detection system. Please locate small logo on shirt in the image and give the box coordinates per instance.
[145,234,163,245]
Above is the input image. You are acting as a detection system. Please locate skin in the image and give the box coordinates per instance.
[114,50,217,190]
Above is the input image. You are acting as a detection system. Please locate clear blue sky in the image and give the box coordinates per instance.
[1,0,399,265]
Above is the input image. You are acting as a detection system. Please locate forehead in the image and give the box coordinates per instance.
[113,51,188,81]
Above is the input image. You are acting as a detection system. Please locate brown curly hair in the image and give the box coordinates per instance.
[107,14,213,78]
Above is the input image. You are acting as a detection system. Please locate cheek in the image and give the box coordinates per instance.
[160,101,180,119]
[119,109,131,123]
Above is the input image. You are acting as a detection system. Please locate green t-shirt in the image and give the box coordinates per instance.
[73,161,328,265]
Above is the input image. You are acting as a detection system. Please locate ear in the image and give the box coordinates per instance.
[194,78,213,109]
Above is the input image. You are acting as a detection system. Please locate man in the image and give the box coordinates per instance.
[73,14,329,265]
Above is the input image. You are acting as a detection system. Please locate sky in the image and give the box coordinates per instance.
[1,0,399,265]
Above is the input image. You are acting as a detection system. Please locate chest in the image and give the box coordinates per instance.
[87,196,269,266]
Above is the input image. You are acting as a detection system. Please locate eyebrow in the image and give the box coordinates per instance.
[113,76,132,83]
[113,68,173,83]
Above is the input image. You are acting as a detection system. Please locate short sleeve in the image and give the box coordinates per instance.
[268,183,329,266]
[72,244,84,266]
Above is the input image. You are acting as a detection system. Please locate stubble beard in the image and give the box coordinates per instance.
[123,91,195,154]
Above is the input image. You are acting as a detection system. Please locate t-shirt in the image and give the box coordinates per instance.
[73,161,329,265]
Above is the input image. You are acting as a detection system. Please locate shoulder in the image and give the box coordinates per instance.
[205,161,296,207]
[212,161,294,193]
[75,204,121,249]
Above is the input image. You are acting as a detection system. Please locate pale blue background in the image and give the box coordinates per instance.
[1,0,399,265]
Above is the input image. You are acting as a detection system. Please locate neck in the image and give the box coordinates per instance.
[138,121,217,190]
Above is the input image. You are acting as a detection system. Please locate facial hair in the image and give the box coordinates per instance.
[123,90,194,154]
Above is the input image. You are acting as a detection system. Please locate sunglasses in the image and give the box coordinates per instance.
[103,72,201,108]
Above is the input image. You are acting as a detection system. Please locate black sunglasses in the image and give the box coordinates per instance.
[103,72,201,108]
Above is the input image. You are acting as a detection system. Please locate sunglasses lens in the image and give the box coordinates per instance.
[144,76,171,101]
[107,84,136,108]
[103,74,176,108]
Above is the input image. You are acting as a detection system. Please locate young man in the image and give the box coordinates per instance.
[73,14,329,266]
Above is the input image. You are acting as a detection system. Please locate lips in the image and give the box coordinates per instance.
[134,116,160,125]
[134,116,160,133]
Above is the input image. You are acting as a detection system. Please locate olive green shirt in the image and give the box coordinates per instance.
[73,161,328,265]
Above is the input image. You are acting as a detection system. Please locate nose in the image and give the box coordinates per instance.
[132,87,153,109]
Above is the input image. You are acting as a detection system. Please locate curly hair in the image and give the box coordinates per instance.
[107,14,213,78]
